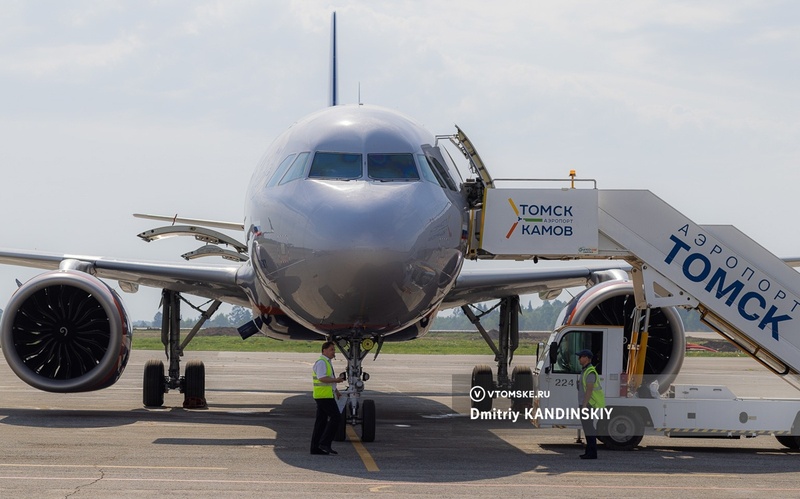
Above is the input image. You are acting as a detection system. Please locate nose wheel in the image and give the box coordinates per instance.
[334,337,380,442]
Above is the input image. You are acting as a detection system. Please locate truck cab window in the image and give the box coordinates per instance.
[552,330,603,375]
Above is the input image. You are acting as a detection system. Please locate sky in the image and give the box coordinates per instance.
[0,1,799,322]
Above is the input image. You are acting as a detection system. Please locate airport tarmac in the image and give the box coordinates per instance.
[1,350,799,498]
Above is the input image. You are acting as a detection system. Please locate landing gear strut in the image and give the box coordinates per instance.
[333,336,379,442]
[463,295,533,411]
[142,289,221,408]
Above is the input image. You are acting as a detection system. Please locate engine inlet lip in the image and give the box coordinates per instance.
[0,270,126,393]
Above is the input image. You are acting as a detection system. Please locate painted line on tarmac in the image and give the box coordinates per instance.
[0,477,799,492]
[563,471,739,478]
[0,464,226,470]
[346,426,379,472]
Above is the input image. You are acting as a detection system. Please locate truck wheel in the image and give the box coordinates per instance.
[599,411,643,450]
[511,366,533,412]
[471,365,494,412]
[776,435,800,449]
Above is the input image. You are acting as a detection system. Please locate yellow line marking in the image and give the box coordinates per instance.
[346,426,380,472]
[369,485,394,492]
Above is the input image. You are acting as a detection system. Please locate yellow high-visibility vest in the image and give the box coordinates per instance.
[581,365,606,408]
[312,355,334,399]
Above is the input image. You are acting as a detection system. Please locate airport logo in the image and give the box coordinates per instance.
[505,198,575,239]
[480,188,599,256]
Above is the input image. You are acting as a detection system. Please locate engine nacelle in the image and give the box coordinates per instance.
[0,270,132,393]
[557,279,685,393]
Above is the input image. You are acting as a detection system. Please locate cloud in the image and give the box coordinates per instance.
[1,34,143,78]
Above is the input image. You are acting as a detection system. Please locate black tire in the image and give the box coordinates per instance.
[511,365,534,412]
[361,399,376,443]
[471,365,494,412]
[183,360,206,408]
[776,435,800,449]
[143,359,165,407]
[598,410,644,450]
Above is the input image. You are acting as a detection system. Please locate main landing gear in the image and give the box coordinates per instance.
[333,336,379,442]
[463,295,534,412]
[143,289,221,409]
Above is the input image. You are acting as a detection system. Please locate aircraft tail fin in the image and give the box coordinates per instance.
[329,11,338,106]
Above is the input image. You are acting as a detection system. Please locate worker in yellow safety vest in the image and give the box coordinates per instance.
[310,341,346,455]
[576,349,605,460]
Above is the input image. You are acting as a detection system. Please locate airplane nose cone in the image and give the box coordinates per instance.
[262,180,464,333]
[304,181,424,251]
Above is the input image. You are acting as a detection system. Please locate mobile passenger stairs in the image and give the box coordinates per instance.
[453,132,800,450]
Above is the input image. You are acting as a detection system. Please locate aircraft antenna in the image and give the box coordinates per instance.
[328,12,338,106]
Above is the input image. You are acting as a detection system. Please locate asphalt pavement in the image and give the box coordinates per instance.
[0,350,799,498]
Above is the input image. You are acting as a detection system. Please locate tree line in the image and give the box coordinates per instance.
[133,305,253,329]
[431,300,710,332]
[432,300,569,331]
[0,301,709,332]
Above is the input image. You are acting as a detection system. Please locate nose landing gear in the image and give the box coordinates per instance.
[333,336,380,442]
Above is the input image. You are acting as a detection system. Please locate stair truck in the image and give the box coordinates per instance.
[468,184,800,450]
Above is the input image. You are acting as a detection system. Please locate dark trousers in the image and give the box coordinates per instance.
[581,416,597,457]
[311,398,341,451]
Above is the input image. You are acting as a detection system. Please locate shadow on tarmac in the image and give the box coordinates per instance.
[1,391,798,481]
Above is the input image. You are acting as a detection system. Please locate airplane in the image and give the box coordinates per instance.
[0,13,652,442]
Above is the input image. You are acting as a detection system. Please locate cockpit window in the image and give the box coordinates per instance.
[367,154,420,181]
[417,154,446,188]
[279,152,310,185]
[420,145,461,191]
[266,153,297,188]
[425,153,458,191]
[308,152,363,179]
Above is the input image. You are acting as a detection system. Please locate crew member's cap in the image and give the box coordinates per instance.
[576,349,593,358]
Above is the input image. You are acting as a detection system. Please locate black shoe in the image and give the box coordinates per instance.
[311,448,329,455]
[319,445,337,455]
[579,454,597,459]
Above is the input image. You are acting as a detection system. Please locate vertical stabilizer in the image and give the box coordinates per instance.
[329,12,339,106]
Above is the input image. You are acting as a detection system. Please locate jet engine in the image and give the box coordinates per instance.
[0,270,132,393]
[558,279,685,393]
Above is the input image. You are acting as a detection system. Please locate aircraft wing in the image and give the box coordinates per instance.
[441,263,630,309]
[0,249,249,305]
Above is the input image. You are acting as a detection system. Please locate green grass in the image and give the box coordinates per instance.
[685,350,746,358]
[131,330,540,355]
[131,330,739,357]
